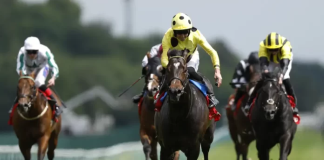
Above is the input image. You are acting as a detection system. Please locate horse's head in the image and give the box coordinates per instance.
[17,71,38,113]
[165,49,189,101]
[144,52,163,97]
[259,64,283,120]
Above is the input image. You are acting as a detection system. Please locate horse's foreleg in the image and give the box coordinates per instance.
[150,137,158,160]
[227,110,241,160]
[160,146,176,160]
[18,140,32,160]
[201,141,211,160]
[256,140,270,160]
[37,135,50,160]
[279,133,293,160]
[241,136,253,160]
[185,143,200,160]
[47,131,59,160]
[140,127,151,160]
[201,124,215,160]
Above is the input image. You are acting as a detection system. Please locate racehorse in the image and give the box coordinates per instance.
[138,52,164,160]
[226,63,261,160]
[154,49,216,160]
[250,65,297,160]
[12,71,62,160]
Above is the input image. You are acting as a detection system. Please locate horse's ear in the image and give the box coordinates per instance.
[182,49,189,62]
[30,71,36,79]
[19,71,22,77]
[183,49,189,56]
[146,51,151,59]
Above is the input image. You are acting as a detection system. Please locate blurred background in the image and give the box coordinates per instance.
[0,0,323,159]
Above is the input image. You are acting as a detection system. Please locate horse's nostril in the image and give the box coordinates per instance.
[270,111,275,114]
[177,89,182,94]
[153,88,158,91]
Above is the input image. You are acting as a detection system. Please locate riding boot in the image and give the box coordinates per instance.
[133,84,146,104]
[244,80,262,114]
[39,85,62,119]
[48,94,63,118]
[9,97,18,113]
[203,79,219,108]
[154,75,167,104]
[232,89,245,111]
[283,79,299,115]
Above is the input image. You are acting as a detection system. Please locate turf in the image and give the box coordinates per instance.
[203,129,324,160]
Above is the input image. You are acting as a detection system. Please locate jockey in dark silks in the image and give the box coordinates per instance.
[132,44,163,103]
[244,32,300,120]
[230,51,259,111]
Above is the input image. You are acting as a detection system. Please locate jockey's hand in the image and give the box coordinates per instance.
[214,68,222,87]
[278,74,283,84]
[48,77,55,87]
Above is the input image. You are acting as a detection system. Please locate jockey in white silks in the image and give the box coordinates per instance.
[11,36,62,119]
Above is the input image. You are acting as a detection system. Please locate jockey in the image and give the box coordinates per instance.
[244,32,299,119]
[230,51,259,111]
[132,43,163,103]
[158,12,223,118]
[11,36,62,119]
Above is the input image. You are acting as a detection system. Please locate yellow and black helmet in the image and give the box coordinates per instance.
[264,32,284,49]
[171,13,193,30]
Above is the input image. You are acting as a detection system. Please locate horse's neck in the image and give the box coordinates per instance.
[168,84,192,119]
[277,94,290,115]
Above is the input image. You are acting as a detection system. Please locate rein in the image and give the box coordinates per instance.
[17,101,49,121]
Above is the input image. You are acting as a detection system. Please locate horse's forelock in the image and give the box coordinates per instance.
[168,49,183,58]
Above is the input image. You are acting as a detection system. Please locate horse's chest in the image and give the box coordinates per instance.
[14,120,51,140]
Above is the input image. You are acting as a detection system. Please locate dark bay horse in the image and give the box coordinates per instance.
[250,66,297,160]
[154,49,216,160]
[226,63,261,160]
[12,71,62,160]
[138,52,163,160]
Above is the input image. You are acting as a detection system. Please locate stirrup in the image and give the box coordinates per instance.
[132,94,143,103]
[243,105,250,115]
[208,95,219,107]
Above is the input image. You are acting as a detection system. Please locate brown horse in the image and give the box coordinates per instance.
[226,63,261,160]
[138,52,163,160]
[12,71,62,160]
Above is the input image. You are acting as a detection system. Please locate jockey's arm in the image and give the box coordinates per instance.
[45,49,59,79]
[161,32,172,69]
[141,55,148,68]
[279,44,292,76]
[16,48,26,75]
[141,44,160,68]
[196,30,220,69]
